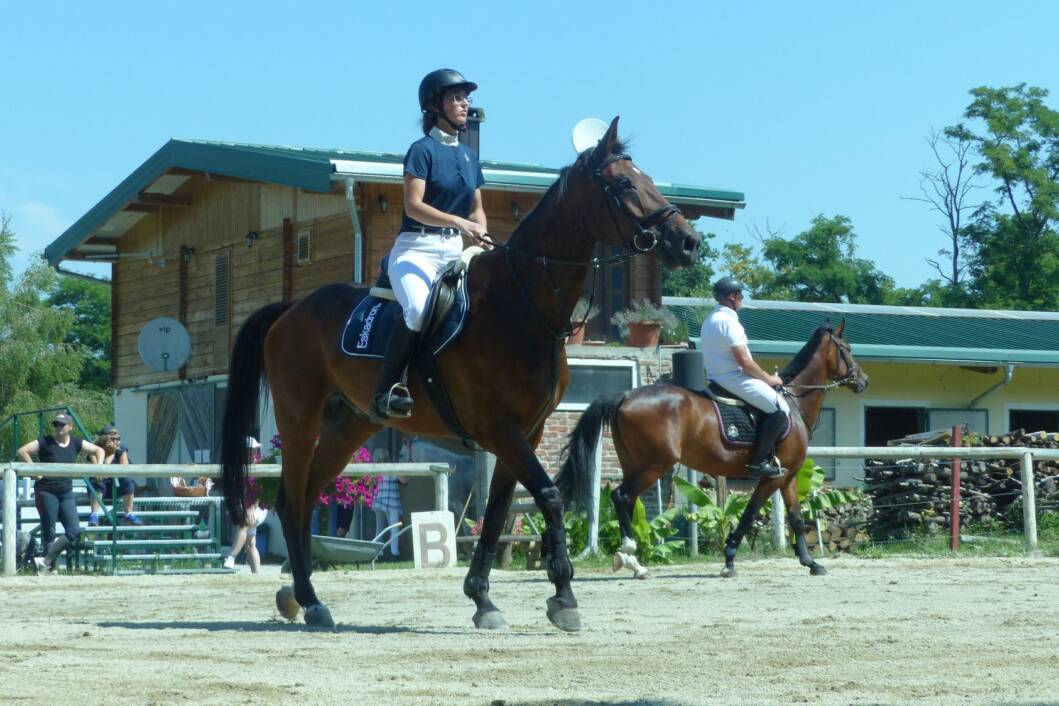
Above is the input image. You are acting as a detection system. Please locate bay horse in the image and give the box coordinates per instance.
[554,321,868,579]
[220,117,701,631]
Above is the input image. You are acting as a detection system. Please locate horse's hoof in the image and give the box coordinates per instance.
[810,563,828,576]
[304,604,335,629]
[275,586,300,622]
[633,567,651,580]
[720,566,737,579]
[611,552,626,573]
[472,609,509,630]
[546,597,582,633]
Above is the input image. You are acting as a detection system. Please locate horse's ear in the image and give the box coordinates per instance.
[592,116,621,162]
[834,319,846,336]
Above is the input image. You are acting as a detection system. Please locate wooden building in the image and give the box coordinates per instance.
[45,139,745,482]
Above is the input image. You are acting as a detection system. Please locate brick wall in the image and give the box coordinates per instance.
[536,345,683,478]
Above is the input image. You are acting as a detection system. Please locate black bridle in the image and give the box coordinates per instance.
[781,332,862,395]
[483,152,685,340]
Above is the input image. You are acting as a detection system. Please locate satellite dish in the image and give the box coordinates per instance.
[138,317,190,372]
[571,117,609,153]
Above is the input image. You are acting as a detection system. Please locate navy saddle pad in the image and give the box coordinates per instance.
[694,383,792,447]
[340,267,470,359]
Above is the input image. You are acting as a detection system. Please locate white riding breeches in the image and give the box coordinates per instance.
[388,231,463,331]
[710,373,790,416]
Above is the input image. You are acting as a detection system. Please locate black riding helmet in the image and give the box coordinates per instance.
[712,276,747,301]
[418,68,478,113]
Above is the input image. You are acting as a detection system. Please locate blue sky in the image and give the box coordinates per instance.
[2,2,1057,288]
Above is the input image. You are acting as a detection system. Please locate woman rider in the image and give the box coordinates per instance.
[371,68,489,420]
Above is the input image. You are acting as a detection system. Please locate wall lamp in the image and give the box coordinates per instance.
[378,194,389,214]
[180,245,195,263]
[512,201,521,222]
[245,230,259,248]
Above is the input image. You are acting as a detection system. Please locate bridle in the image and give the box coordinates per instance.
[781,332,862,395]
[482,151,685,340]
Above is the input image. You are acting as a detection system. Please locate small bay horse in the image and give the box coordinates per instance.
[220,118,701,631]
[554,321,868,578]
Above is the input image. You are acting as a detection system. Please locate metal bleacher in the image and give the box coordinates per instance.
[17,484,229,574]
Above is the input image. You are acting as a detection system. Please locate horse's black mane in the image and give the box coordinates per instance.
[509,138,632,237]
[779,325,831,383]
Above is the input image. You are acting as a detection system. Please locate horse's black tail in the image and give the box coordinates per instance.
[221,301,294,524]
[554,392,625,513]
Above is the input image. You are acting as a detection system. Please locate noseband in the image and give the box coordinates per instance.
[593,153,682,255]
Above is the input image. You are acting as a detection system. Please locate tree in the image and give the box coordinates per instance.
[0,214,112,450]
[48,275,112,390]
[755,215,895,304]
[902,128,981,297]
[953,84,1059,309]
[660,228,718,298]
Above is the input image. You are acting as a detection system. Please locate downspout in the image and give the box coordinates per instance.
[53,264,112,286]
[343,177,364,283]
[967,363,1015,409]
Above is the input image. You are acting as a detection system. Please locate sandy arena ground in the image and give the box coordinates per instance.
[1,556,1057,706]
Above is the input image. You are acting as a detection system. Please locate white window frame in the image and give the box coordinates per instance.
[557,358,640,412]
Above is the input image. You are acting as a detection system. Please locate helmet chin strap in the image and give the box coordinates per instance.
[435,108,467,133]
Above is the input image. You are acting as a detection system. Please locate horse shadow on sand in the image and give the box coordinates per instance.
[96,620,464,635]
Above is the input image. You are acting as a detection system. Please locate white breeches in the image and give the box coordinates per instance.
[710,373,790,415]
[388,232,463,331]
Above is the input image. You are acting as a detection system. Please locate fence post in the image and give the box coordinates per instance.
[950,426,962,552]
[1020,451,1038,552]
[686,466,698,557]
[770,489,785,551]
[3,466,15,577]
[434,467,449,514]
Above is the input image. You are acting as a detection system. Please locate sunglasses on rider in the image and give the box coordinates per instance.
[52,421,69,429]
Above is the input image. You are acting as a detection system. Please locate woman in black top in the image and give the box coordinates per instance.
[17,413,104,573]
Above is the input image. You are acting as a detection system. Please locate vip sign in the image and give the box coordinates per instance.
[411,511,457,569]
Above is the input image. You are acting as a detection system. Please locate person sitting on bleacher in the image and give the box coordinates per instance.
[16,413,104,574]
[87,425,143,526]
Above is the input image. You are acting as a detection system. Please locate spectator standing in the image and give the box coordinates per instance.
[87,425,142,526]
[372,448,405,561]
[16,413,104,574]
[223,437,266,573]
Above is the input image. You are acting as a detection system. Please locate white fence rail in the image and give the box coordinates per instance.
[1,462,451,577]
[806,446,1059,553]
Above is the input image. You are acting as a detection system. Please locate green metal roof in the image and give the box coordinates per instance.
[45,139,746,266]
[665,297,1059,366]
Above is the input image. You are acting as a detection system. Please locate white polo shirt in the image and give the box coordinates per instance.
[699,305,747,381]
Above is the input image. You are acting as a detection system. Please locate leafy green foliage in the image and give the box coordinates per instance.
[47,276,112,390]
[674,476,754,550]
[796,458,861,521]
[0,214,113,453]
[950,84,1059,310]
[756,215,896,304]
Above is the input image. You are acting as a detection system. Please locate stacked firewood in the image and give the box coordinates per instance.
[803,503,872,553]
[863,429,1059,539]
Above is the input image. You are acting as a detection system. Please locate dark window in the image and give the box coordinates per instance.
[584,245,628,341]
[864,407,926,446]
[1008,409,1059,434]
[560,363,636,407]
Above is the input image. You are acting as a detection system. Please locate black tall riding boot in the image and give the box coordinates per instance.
[746,410,788,478]
[370,318,420,420]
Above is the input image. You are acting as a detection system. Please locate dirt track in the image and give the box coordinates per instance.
[1,556,1057,705]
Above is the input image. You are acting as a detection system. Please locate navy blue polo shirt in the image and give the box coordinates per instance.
[400,133,485,232]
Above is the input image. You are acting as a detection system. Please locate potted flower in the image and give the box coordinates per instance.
[611,299,678,348]
[568,296,600,345]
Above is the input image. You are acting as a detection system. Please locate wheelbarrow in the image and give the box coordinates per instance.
[309,521,409,569]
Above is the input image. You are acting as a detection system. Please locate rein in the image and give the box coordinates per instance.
[779,332,861,433]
